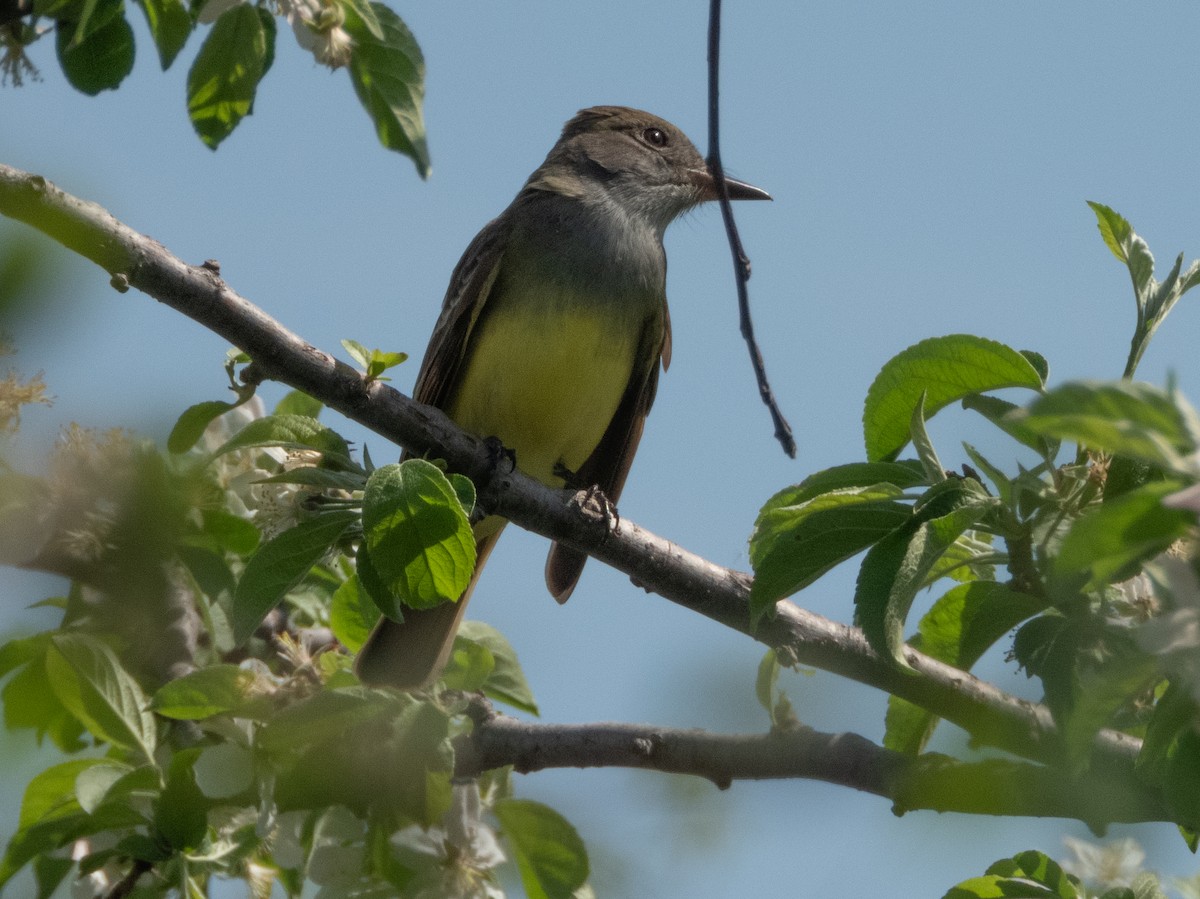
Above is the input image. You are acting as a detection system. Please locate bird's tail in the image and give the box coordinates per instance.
[354,529,504,689]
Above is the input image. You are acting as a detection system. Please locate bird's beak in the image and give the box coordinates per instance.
[692,168,772,202]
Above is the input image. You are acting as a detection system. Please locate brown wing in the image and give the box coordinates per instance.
[544,300,671,602]
[409,215,510,410]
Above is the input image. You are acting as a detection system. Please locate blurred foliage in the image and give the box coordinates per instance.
[0,389,573,897]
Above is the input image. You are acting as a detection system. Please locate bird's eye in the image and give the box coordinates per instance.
[642,127,669,148]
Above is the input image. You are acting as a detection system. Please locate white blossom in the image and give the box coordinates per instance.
[1059,836,1145,890]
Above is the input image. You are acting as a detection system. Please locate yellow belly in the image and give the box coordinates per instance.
[447,303,639,486]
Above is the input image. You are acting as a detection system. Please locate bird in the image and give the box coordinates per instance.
[354,105,770,689]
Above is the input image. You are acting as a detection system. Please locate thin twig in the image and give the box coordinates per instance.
[104,859,152,899]
[706,0,796,458]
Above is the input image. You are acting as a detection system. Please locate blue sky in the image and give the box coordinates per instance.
[4,2,1200,895]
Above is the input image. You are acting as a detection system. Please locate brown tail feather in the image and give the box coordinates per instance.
[354,530,503,689]
[544,541,587,604]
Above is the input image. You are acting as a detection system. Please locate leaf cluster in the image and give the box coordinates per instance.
[0,386,584,897]
[3,0,428,172]
[750,204,1200,830]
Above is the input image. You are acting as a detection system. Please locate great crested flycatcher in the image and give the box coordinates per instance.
[354,105,770,689]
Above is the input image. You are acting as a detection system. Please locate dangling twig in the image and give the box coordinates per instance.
[706,0,797,458]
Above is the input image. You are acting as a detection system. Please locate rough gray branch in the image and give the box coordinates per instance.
[456,702,1164,824]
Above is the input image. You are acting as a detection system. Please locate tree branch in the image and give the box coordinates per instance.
[455,700,1165,825]
[0,162,1140,777]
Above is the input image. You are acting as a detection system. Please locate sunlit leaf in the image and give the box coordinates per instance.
[494,799,589,899]
[45,633,157,763]
[361,460,475,611]
[232,510,359,643]
[187,4,270,148]
[864,334,1044,462]
[344,2,429,175]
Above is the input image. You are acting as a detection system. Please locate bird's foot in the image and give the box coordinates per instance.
[567,483,619,538]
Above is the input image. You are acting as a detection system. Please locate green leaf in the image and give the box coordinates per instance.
[45,633,157,763]
[944,850,1083,899]
[115,832,171,863]
[0,632,49,680]
[921,530,994,584]
[961,394,1058,457]
[253,466,365,492]
[911,390,946,483]
[1104,455,1163,503]
[1017,381,1197,472]
[32,855,74,899]
[361,460,475,611]
[0,760,119,888]
[763,461,928,502]
[256,5,275,76]
[943,875,1064,898]
[135,0,190,68]
[755,649,780,721]
[273,389,323,418]
[1087,203,1200,378]
[168,399,241,453]
[192,742,254,798]
[0,811,92,888]
[355,539,401,619]
[341,338,371,368]
[854,480,1000,668]
[1088,201,1135,264]
[20,759,108,830]
[75,762,133,814]
[55,0,135,95]
[149,664,261,719]
[885,582,1047,754]
[1020,350,1050,385]
[265,692,453,824]
[329,574,381,652]
[257,686,396,756]
[448,472,477,517]
[1137,684,1200,826]
[1053,481,1193,592]
[69,0,104,46]
[343,339,409,381]
[1136,682,1192,783]
[344,3,429,176]
[2,647,87,752]
[232,510,359,644]
[337,0,381,38]
[494,799,589,899]
[178,545,237,605]
[206,413,352,465]
[440,638,494,692]
[187,4,270,149]
[456,620,538,715]
[252,467,366,494]
[154,749,207,851]
[749,482,913,621]
[863,334,1045,462]
[1060,640,1160,772]
[93,765,160,814]
[197,507,261,555]
[917,581,1047,670]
